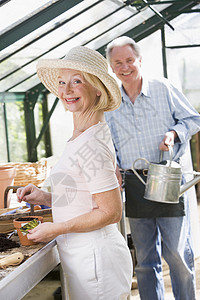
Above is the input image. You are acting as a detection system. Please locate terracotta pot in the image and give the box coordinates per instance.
[13,216,43,246]
[0,166,16,208]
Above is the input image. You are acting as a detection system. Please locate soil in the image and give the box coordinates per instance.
[0,234,20,251]
[0,235,45,281]
[15,217,39,221]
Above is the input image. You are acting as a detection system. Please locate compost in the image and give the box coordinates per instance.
[0,234,20,252]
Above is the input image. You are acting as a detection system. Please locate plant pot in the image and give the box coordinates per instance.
[13,216,43,246]
[0,166,16,208]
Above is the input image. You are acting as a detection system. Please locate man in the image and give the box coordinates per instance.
[105,36,200,300]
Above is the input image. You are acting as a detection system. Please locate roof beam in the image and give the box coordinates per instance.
[1,2,124,82]
[15,1,197,93]
[0,0,104,63]
[141,0,174,30]
[166,44,200,49]
[97,1,198,55]
[3,0,197,93]
[0,0,84,51]
[0,0,11,7]
[126,0,197,5]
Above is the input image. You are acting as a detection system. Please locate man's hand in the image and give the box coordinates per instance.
[159,130,177,151]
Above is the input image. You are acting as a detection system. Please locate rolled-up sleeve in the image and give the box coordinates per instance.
[168,82,200,143]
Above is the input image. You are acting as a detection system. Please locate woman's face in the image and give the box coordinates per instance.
[58,69,100,113]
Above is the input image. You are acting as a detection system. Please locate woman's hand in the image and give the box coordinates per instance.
[159,130,177,151]
[16,184,51,207]
[27,222,63,243]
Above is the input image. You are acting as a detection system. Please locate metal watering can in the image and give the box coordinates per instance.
[132,146,200,204]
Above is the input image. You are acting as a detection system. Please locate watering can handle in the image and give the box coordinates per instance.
[159,145,173,164]
[132,158,149,185]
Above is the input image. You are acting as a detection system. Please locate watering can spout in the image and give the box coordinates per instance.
[180,173,200,196]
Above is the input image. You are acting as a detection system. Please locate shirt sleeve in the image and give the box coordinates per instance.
[77,134,119,194]
[166,81,200,143]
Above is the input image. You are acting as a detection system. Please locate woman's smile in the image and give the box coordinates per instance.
[65,97,80,103]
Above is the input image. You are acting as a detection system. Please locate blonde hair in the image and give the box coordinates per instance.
[81,72,111,112]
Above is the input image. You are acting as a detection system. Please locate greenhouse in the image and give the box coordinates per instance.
[0,0,199,299]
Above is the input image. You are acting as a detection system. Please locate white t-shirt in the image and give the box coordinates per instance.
[50,122,119,223]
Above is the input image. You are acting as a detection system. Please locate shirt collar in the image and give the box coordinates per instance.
[121,76,150,103]
[141,77,150,97]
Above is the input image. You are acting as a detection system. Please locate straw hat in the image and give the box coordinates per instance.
[37,46,121,111]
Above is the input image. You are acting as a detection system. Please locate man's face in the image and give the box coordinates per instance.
[109,45,142,85]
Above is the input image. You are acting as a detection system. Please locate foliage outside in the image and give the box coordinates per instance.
[0,101,45,163]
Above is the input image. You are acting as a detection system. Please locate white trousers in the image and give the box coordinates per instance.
[56,224,133,300]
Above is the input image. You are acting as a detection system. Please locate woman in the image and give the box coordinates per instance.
[17,46,133,300]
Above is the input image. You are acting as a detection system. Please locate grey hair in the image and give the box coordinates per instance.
[106,36,142,64]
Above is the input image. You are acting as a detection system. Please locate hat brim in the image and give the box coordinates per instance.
[37,59,121,112]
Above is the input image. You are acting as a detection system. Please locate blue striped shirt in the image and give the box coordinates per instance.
[105,77,200,169]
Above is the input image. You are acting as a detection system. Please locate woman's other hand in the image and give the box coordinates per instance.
[27,222,63,243]
[16,184,51,207]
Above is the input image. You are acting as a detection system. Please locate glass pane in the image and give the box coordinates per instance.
[165,9,200,46]
[0,0,102,60]
[167,47,200,110]
[0,0,53,32]
[0,0,121,79]
[0,61,37,92]
[9,75,41,93]
[1,0,197,95]
[138,30,163,78]
[34,102,46,160]
[164,7,200,109]
[6,102,27,162]
[0,103,7,162]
